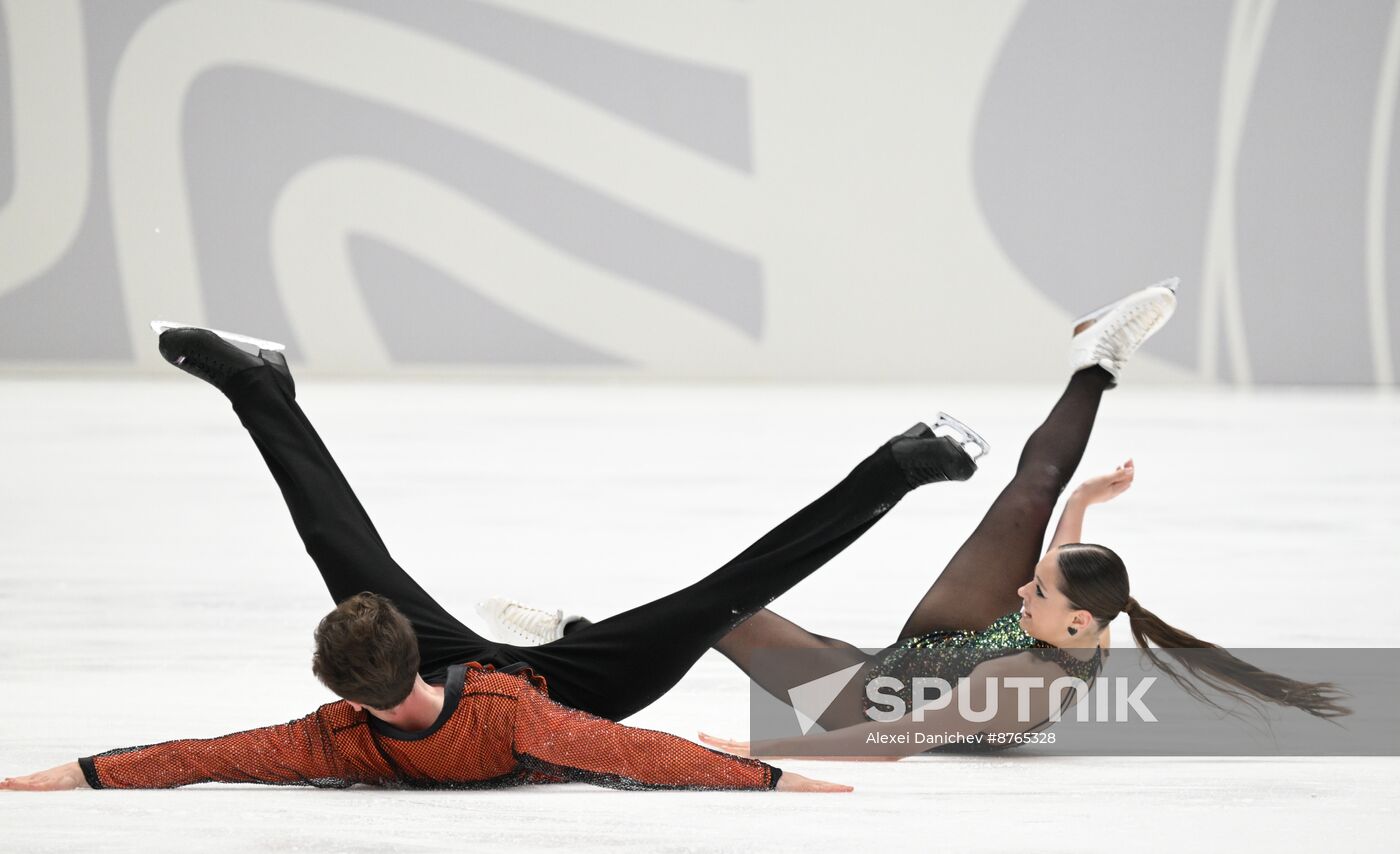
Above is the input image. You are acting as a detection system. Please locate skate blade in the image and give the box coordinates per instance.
[1071,277,1181,329]
[149,320,286,352]
[931,411,990,461]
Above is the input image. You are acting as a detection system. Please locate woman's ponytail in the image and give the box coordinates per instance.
[1124,598,1351,720]
[1057,545,1351,721]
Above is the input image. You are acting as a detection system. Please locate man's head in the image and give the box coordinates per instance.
[312,592,420,711]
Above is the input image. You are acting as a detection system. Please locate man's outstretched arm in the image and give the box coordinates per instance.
[3,708,363,791]
[510,687,850,792]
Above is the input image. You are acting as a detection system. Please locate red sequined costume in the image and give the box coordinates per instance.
[79,339,930,792]
[79,664,778,791]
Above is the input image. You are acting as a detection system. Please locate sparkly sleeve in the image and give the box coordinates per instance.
[510,687,780,791]
[78,709,358,789]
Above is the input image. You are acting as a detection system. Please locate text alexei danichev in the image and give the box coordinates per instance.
[864,730,1057,746]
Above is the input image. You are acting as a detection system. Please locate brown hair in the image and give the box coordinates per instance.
[312,592,420,710]
[1055,543,1350,720]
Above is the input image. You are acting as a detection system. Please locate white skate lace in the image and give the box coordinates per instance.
[1089,300,1167,371]
[498,603,563,643]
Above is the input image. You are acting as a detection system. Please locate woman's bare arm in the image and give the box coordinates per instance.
[1047,459,1135,553]
[702,655,1067,761]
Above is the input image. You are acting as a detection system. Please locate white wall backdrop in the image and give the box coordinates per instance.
[1,0,1397,383]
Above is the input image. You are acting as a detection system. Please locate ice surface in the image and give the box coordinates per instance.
[2,379,1396,852]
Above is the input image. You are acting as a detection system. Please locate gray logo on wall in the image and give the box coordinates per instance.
[975,0,1400,385]
[0,0,760,367]
[2,1,1397,383]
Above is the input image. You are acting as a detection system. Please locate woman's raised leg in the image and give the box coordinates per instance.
[683,366,1113,727]
[896,366,1113,639]
[895,279,1179,638]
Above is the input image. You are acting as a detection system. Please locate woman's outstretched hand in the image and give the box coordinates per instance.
[1073,459,1135,505]
[698,733,853,790]
[0,762,89,791]
[698,731,754,757]
[774,771,853,792]
[698,731,901,763]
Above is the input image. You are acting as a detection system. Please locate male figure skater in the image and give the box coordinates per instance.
[2,324,983,792]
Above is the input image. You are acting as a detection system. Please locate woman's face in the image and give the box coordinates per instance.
[1016,548,1088,644]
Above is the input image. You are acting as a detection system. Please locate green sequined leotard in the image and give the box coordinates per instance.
[863,610,1102,750]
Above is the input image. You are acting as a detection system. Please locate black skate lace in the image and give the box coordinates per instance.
[177,348,238,382]
[893,435,973,487]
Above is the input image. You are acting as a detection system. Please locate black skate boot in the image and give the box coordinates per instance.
[887,412,989,487]
[153,322,295,397]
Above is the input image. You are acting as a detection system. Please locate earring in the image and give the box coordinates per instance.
[1066,626,1078,636]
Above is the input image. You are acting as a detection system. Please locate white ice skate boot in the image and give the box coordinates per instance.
[475,597,581,646]
[1068,278,1179,386]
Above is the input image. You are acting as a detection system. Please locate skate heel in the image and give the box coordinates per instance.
[888,412,984,487]
[929,411,991,462]
[150,320,286,353]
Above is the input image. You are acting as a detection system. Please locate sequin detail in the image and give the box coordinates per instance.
[864,611,1102,751]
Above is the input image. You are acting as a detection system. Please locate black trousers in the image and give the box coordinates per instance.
[223,366,915,722]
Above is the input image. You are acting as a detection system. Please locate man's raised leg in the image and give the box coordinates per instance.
[157,326,490,678]
[507,424,979,721]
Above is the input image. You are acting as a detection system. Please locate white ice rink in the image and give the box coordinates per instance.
[2,378,1397,852]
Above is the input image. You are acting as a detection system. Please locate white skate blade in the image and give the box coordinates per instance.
[1071,277,1181,329]
[931,411,991,461]
[149,320,286,352]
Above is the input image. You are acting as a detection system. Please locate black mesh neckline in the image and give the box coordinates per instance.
[1033,643,1103,682]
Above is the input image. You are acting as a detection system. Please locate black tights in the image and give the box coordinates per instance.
[221,367,917,723]
[713,367,1113,706]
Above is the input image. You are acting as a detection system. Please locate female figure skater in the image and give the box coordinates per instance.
[0,307,990,792]
[484,279,1350,756]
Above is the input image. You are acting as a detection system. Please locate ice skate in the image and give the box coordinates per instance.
[475,597,581,646]
[1068,278,1179,386]
[887,411,986,487]
[151,320,295,396]
[929,411,990,462]
[150,320,286,352]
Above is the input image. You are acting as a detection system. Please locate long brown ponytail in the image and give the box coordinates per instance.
[1058,544,1351,720]
[1122,597,1350,720]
